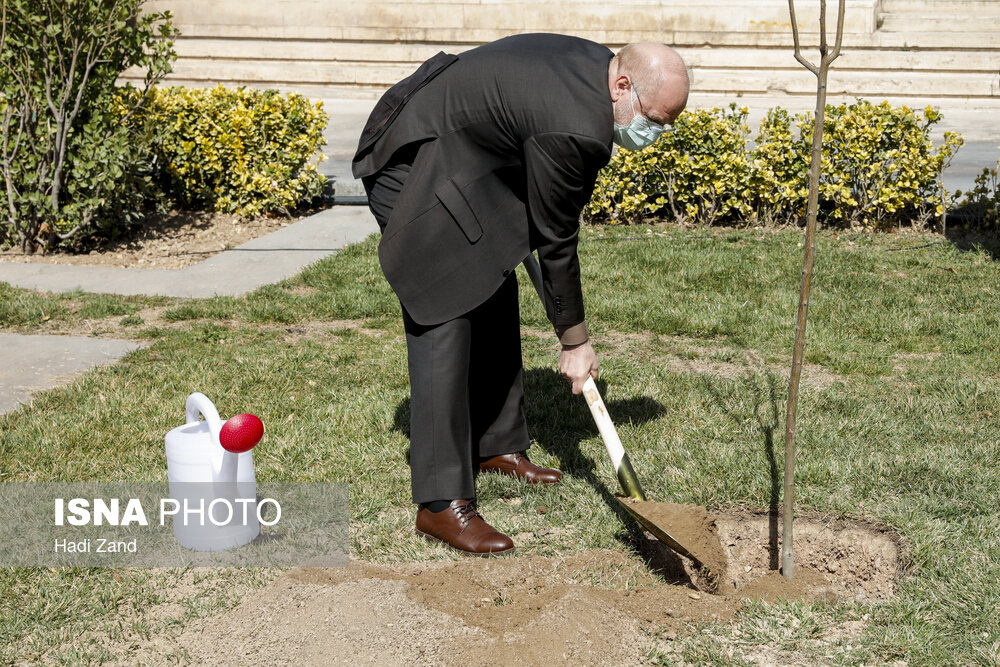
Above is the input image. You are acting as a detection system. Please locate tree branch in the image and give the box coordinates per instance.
[787,0,819,75]
[55,211,91,242]
[819,0,828,56]
[830,0,847,62]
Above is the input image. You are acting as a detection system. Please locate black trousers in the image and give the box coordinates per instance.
[364,146,530,504]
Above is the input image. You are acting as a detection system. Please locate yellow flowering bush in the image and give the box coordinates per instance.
[139,86,328,217]
[586,100,964,231]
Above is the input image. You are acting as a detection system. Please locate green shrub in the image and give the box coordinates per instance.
[957,158,1000,229]
[586,105,753,225]
[749,107,810,227]
[586,100,964,231]
[140,86,328,217]
[0,0,176,253]
[808,101,962,228]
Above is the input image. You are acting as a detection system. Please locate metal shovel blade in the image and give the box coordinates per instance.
[580,376,715,575]
[615,497,701,566]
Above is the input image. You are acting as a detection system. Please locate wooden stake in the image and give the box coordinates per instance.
[782,0,845,580]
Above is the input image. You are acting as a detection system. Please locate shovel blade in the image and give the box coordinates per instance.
[617,496,727,591]
[616,496,700,562]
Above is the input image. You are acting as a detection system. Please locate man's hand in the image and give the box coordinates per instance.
[559,340,599,395]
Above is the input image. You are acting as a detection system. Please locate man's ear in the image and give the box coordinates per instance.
[611,74,631,102]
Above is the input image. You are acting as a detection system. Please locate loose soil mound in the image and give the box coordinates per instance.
[122,512,903,666]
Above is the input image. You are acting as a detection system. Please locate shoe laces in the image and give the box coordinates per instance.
[453,500,480,525]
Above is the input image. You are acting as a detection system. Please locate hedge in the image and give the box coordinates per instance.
[585,101,966,231]
[136,86,328,218]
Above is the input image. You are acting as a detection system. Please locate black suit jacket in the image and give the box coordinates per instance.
[353,33,614,331]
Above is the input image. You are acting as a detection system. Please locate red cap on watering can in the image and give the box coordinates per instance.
[219,414,264,453]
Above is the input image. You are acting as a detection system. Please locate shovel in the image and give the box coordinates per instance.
[521,253,712,574]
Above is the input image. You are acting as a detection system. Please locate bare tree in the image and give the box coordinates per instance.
[782,0,845,580]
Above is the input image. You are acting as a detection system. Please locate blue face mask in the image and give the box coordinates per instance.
[613,89,669,151]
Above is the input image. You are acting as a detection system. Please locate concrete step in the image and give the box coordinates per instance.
[144,60,417,88]
[681,29,1000,50]
[880,0,1000,13]
[124,0,999,104]
[125,58,1000,99]
[867,30,1000,49]
[171,39,472,64]
[163,28,1000,60]
[167,39,1000,74]
[695,68,999,98]
[695,48,999,72]
[144,0,881,41]
[878,13,1000,33]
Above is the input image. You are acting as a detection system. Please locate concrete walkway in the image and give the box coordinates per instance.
[0,334,147,414]
[0,206,377,297]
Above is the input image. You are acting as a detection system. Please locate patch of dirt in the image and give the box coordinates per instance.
[104,512,902,666]
[279,284,321,297]
[23,568,274,666]
[716,510,904,601]
[277,320,391,342]
[663,353,840,390]
[0,207,324,270]
[129,552,729,667]
[14,313,391,343]
[893,351,943,374]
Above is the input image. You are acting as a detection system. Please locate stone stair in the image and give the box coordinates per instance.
[123,0,1000,105]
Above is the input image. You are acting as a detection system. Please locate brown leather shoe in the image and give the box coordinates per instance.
[479,451,563,485]
[415,500,514,557]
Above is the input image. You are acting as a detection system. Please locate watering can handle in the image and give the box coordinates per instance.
[185,392,224,444]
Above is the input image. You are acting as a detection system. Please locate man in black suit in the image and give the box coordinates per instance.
[353,33,689,556]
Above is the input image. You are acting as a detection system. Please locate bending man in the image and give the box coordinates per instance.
[353,33,689,556]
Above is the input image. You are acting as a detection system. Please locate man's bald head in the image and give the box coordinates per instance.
[609,43,690,127]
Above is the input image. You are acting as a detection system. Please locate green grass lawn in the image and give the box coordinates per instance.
[1,225,999,664]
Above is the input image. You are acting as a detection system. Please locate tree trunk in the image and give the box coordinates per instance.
[782,0,845,580]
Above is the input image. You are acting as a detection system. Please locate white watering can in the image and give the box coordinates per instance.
[164,392,262,551]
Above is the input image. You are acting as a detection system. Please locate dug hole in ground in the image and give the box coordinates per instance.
[136,504,904,666]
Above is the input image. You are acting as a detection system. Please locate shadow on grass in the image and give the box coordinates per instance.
[392,367,694,584]
[699,370,784,571]
[944,222,1000,261]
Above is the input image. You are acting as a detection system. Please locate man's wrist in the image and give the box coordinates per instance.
[555,321,588,347]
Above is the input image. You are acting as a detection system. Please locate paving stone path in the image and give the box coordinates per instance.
[0,334,148,414]
[0,207,377,298]
[0,204,377,414]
